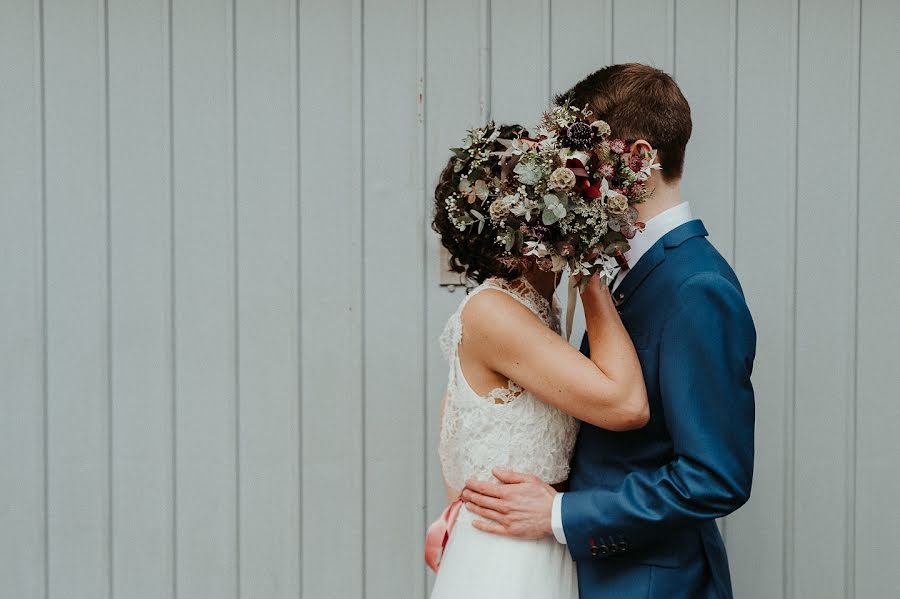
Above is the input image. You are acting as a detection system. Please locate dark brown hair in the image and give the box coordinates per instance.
[431,124,526,284]
[556,63,692,181]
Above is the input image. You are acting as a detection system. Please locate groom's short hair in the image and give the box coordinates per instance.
[556,63,691,182]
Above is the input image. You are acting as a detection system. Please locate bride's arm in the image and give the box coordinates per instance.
[461,274,648,431]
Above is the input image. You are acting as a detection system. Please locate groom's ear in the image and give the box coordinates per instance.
[629,139,654,157]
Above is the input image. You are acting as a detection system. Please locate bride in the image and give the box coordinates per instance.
[428,125,650,599]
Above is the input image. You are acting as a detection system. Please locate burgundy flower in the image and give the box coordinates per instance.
[628,154,644,172]
[583,181,602,200]
[609,139,626,154]
[565,158,589,177]
[598,163,615,179]
[565,121,595,149]
[565,158,602,200]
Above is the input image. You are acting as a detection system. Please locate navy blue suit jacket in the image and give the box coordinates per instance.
[564,219,756,598]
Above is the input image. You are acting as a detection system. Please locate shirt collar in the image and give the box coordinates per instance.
[623,201,693,269]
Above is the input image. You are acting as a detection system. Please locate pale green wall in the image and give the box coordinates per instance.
[1,1,897,598]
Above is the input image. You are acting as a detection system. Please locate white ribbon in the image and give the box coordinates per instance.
[564,275,578,342]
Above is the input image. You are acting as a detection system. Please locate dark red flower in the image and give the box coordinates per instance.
[584,181,602,199]
[565,158,589,178]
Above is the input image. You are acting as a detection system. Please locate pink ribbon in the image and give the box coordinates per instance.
[424,497,464,572]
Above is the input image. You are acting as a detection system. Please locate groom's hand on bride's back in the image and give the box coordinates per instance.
[461,468,556,540]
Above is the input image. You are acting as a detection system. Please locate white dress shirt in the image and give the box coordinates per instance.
[550,201,694,545]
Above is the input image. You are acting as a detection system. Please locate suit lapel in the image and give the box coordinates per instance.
[612,219,709,306]
[612,242,666,306]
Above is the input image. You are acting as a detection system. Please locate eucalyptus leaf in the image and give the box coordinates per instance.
[542,208,561,226]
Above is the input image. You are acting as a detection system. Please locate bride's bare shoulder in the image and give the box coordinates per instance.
[459,285,545,344]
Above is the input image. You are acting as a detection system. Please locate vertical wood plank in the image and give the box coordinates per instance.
[490,0,548,124]
[171,0,238,596]
[42,0,111,597]
[611,0,673,72]
[855,0,900,595]
[793,0,860,595]
[298,0,365,596]
[727,0,798,596]
[674,0,736,263]
[234,0,301,597]
[0,1,47,597]
[363,0,427,596]
[107,0,174,596]
[423,0,484,593]
[550,0,612,99]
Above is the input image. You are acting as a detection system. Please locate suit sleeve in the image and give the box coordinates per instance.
[562,272,757,561]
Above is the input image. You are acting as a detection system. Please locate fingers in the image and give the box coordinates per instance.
[471,519,508,536]
[464,501,508,527]
[464,479,506,498]
[461,488,509,514]
[492,468,538,484]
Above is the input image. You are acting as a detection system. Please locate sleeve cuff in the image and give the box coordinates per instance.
[551,492,568,544]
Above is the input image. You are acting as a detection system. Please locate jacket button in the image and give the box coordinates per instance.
[618,542,627,552]
[590,545,599,556]
[600,544,609,555]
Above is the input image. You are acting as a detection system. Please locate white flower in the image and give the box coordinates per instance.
[509,196,539,222]
[599,177,611,198]
[558,148,591,166]
[591,120,611,137]
[524,241,549,257]
[507,138,532,155]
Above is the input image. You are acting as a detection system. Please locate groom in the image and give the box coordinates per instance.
[462,63,756,598]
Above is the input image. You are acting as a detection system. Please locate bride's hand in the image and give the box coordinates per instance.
[579,272,611,306]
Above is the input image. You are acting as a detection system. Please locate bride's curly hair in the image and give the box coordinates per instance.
[431,123,527,285]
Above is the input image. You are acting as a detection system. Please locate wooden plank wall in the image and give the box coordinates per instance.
[0,1,897,597]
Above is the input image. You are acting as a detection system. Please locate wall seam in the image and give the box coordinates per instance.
[479,0,492,122]
[166,0,179,596]
[543,0,551,101]
[356,0,367,595]
[294,0,303,595]
[37,0,49,595]
[609,0,615,63]
[102,0,114,594]
[418,0,428,595]
[846,0,862,596]
[230,0,241,594]
[669,0,676,75]
[784,0,801,597]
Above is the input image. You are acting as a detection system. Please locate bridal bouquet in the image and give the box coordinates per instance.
[444,97,660,288]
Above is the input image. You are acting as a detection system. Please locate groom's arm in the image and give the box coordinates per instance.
[561,272,756,561]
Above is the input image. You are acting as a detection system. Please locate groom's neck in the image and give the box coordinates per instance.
[636,176,682,223]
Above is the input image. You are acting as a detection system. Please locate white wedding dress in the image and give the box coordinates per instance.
[429,276,580,599]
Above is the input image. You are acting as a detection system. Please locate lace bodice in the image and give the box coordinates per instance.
[438,276,580,492]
